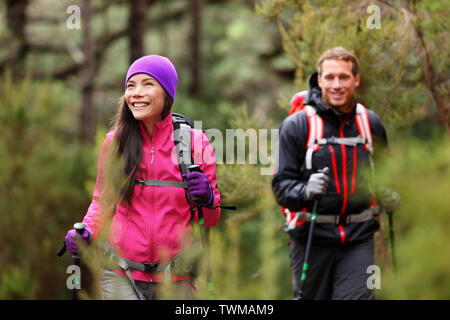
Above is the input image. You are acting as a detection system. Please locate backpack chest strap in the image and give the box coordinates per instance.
[316,136,367,147]
[134,179,187,188]
[303,105,373,170]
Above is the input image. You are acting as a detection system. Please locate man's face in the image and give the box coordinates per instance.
[318,59,360,113]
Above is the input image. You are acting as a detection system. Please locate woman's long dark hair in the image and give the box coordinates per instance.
[109,89,173,205]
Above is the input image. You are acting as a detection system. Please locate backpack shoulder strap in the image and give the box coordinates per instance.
[172,113,196,211]
[355,103,373,154]
[303,105,323,170]
[172,113,194,174]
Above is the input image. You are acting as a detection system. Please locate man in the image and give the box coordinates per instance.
[272,47,389,300]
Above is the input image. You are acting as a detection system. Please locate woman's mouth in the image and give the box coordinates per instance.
[132,102,150,109]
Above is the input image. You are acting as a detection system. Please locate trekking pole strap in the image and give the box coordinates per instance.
[57,242,67,257]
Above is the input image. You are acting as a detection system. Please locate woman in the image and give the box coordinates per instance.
[64,55,221,299]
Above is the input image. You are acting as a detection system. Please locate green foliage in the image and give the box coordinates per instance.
[0,73,95,299]
[373,135,450,299]
[1,0,448,300]
[256,0,448,131]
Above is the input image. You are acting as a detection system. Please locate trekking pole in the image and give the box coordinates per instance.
[71,222,85,300]
[386,210,396,272]
[294,167,329,300]
[188,165,215,300]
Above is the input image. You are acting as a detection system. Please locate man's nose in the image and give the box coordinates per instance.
[332,78,342,88]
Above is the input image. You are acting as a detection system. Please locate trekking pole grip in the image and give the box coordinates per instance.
[72,222,86,259]
[188,165,202,203]
[74,222,86,235]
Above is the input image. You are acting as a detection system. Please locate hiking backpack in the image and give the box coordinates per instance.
[281,91,376,227]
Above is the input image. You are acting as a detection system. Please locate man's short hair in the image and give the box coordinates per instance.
[317,47,360,76]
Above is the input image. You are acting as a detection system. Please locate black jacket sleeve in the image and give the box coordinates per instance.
[367,109,388,152]
[272,111,313,211]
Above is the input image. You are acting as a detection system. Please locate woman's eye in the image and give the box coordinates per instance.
[145,82,153,86]
[127,83,134,88]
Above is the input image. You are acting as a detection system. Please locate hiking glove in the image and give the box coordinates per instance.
[183,171,213,206]
[65,228,92,255]
[304,168,329,200]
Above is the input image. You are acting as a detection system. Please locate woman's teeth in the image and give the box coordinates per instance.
[133,103,149,107]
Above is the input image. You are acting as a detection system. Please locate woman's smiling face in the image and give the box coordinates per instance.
[125,73,166,124]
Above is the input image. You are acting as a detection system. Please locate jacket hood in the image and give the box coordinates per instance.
[303,72,322,108]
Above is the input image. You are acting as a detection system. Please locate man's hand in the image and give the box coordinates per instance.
[304,167,330,201]
[377,187,401,214]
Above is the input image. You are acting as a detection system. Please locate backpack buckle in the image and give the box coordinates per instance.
[143,262,159,273]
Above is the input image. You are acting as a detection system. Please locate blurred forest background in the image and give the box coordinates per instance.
[0,0,448,299]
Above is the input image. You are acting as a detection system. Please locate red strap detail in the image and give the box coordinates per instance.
[339,224,346,244]
[290,211,295,222]
[288,91,308,115]
[339,113,352,216]
[340,139,348,215]
[351,146,357,194]
[362,105,373,147]
[328,145,341,194]
[183,279,197,291]
[356,105,372,153]
[305,111,313,149]
[370,197,378,208]
[282,207,305,226]
[355,113,365,138]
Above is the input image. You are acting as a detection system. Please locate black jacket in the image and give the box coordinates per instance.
[272,73,388,245]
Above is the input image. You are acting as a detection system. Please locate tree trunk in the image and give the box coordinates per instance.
[79,0,96,145]
[128,0,149,64]
[412,25,450,135]
[189,0,203,97]
[380,1,450,135]
[3,0,30,74]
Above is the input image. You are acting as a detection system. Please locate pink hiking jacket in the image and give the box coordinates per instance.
[82,113,221,282]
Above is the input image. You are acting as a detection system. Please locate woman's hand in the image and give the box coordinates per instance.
[183,171,213,206]
[65,228,92,255]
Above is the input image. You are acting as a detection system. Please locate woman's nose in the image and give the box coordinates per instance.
[132,85,144,96]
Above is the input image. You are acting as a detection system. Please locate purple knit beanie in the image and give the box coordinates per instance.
[125,55,178,101]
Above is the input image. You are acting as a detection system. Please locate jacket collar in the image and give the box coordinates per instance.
[138,112,174,150]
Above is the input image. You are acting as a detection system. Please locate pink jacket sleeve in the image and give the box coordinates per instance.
[192,129,221,228]
[82,132,115,240]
